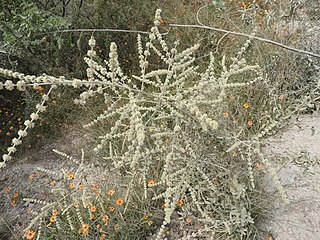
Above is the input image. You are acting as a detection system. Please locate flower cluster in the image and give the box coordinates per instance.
[0,85,53,167]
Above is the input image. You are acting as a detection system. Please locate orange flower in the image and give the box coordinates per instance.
[66,172,74,180]
[109,206,115,212]
[247,120,253,126]
[90,213,95,219]
[5,187,11,192]
[161,204,166,209]
[13,192,19,198]
[107,189,115,196]
[82,223,89,235]
[164,138,169,145]
[255,162,265,170]
[10,200,16,206]
[91,184,99,190]
[116,198,124,206]
[29,174,35,181]
[90,206,97,212]
[100,234,107,240]
[37,171,43,177]
[69,183,75,189]
[279,95,284,102]
[148,180,155,186]
[147,220,153,226]
[185,217,192,223]
[78,184,84,190]
[49,216,56,223]
[96,224,102,231]
[50,180,56,186]
[232,118,238,124]
[177,199,183,207]
[52,209,59,216]
[6,132,11,136]
[102,215,109,224]
[243,103,249,109]
[223,112,229,117]
[25,230,36,240]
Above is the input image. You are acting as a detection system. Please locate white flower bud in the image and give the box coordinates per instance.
[87,50,96,57]
[88,36,96,47]
[16,80,26,91]
[7,146,17,154]
[36,104,47,112]
[18,130,28,137]
[2,154,12,162]
[42,94,49,101]
[72,80,82,89]
[0,161,6,168]
[30,113,39,121]
[4,80,14,90]
[12,138,22,145]
[24,120,35,128]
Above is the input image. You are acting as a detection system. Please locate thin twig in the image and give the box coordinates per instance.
[196,4,208,27]
[29,19,320,59]
[168,23,320,59]
[35,28,171,36]
[215,32,229,53]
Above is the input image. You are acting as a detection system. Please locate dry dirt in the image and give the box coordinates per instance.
[258,1,320,239]
[260,110,320,240]
[0,125,94,238]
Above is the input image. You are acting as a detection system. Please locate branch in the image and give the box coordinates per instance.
[33,24,319,59]
[168,23,320,59]
[35,28,171,36]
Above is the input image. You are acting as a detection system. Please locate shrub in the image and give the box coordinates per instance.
[0,9,273,239]
[0,2,319,239]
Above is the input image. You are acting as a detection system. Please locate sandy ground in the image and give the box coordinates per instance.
[259,2,320,239]
[0,125,91,238]
[260,110,320,240]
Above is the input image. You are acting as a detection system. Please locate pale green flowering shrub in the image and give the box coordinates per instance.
[0,8,294,239]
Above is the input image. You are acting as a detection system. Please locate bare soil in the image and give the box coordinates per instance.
[260,110,320,240]
[0,125,90,238]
